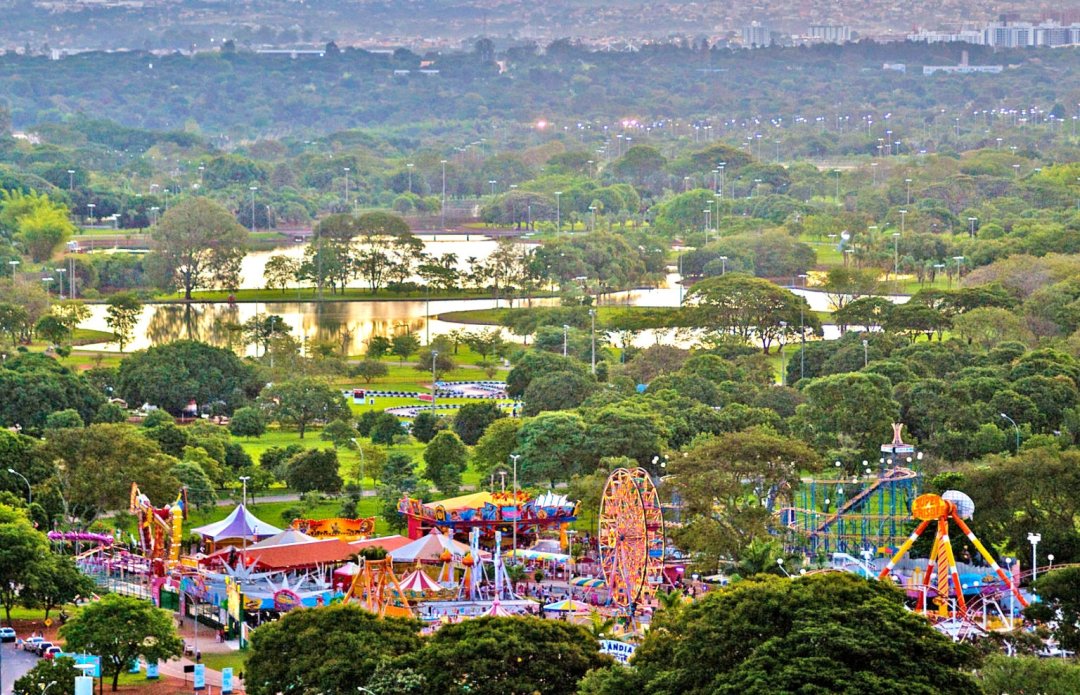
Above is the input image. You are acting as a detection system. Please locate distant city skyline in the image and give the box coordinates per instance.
[0,0,1074,53]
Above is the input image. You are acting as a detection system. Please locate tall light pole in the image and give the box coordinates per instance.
[7,468,31,505]
[703,208,711,242]
[953,255,965,285]
[719,256,727,275]
[1000,412,1020,454]
[967,216,977,238]
[343,167,350,208]
[406,162,414,193]
[67,169,75,191]
[87,203,95,224]
[905,178,912,205]
[440,159,448,232]
[488,179,496,196]
[892,232,900,279]
[1027,532,1041,582]
[589,309,596,375]
[238,475,250,507]
[718,162,725,200]
[249,185,258,233]
[431,350,439,413]
[898,209,907,234]
[509,453,521,556]
[555,191,562,235]
[562,324,569,358]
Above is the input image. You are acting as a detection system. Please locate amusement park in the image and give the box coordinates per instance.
[18,414,1068,694]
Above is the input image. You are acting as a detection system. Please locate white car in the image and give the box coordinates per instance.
[0,627,15,642]
[21,635,44,652]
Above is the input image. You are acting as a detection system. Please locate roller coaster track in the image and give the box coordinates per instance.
[809,467,918,539]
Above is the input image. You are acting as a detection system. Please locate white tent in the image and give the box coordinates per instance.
[250,528,317,549]
[389,530,489,564]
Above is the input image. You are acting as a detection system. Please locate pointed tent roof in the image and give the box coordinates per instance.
[250,527,317,549]
[388,529,489,564]
[399,568,445,593]
[349,535,412,554]
[482,598,512,617]
[542,598,591,612]
[191,505,282,542]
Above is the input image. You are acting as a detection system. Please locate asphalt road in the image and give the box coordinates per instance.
[1,641,39,694]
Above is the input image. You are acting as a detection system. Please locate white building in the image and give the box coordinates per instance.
[742,22,772,48]
[809,25,852,44]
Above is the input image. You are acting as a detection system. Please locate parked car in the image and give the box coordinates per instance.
[44,646,63,660]
[0,627,16,642]
[21,636,44,652]
[35,641,53,656]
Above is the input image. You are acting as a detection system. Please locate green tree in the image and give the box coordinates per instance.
[523,371,597,415]
[415,347,455,379]
[245,605,422,695]
[410,410,443,443]
[261,377,348,438]
[351,358,389,383]
[263,254,299,293]
[685,274,818,353]
[104,291,142,352]
[34,313,71,347]
[59,593,183,691]
[453,401,503,445]
[406,617,609,695]
[796,372,899,455]
[0,355,103,434]
[93,401,127,424]
[45,424,180,521]
[45,408,84,430]
[464,328,508,361]
[391,332,421,363]
[13,195,75,262]
[0,301,29,346]
[596,573,980,695]
[320,418,357,448]
[21,553,95,619]
[370,412,404,446]
[366,335,392,358]
[229,406,267,438]
[471,417,522,479]
[1027,567,1080,651]
[516,412,591,484]
[285,448,343,493]
[669,427,819,562]
[584,401,669,464]
[506,350,586,397]
[422,430,468,495]
[0,503,49,623]
[975,654,1080,695]
[117,340,262,416]
[170,461,217,510]
[13,656,81,695]
[147,197,249,299]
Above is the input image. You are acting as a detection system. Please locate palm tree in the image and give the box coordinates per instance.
[654,588,686,614]
[585,610,616,639]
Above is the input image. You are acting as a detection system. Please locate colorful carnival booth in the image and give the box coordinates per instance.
[397,490,578,542]
[190,505,282,552]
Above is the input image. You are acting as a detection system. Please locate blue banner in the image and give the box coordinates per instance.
[222,667,234,694]
[146,661,159,680]
[193,664,206,690]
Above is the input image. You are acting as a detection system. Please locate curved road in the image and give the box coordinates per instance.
[2,641,40,693]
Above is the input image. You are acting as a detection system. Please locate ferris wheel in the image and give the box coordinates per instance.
[598,467,666,611]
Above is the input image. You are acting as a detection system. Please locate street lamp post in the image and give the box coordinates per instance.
[1000,412,1020,454]
[238,475,250,507]
[343,167,350,208]
[1027,532,1041,582]
[249,186,258,233]
[892,232,900,279]
[57,267,66,300]
[509,453,521,557]
[440,160,448,232]
[862,339,869,367]
[719,256,727,275]
[431,350,439,413]
[589,309,596,375]
[562,324,569,358]
[898,209,907,234]
[905,178,912,205]
[7,468,31,505]
[406,162,414,193]
[953,255,965,284]
[555,191,562,234]
[968,217,977,238]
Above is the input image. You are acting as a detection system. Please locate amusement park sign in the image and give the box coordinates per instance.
[273,588,301,612]
[599,640,637,664]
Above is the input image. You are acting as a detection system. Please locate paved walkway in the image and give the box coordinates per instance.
[158,655,246,693]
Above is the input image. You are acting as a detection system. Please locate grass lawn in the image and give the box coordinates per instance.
[198,651,248,675]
